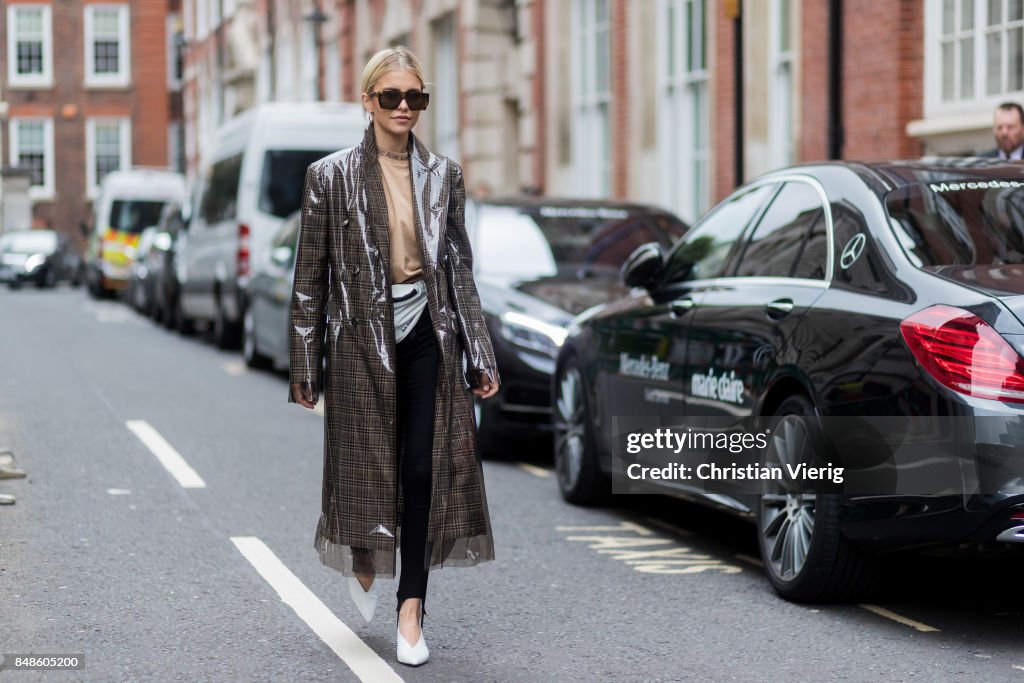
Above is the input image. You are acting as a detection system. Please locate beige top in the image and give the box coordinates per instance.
[378,151,422,284]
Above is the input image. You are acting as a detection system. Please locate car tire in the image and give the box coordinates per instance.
[553,357,608,505]
[175,296,195,336]
[756,394,879,602]
[42,269,57,289]
[242,307,271,369]
[213,293,241,350]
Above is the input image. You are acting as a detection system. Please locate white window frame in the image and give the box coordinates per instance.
[768,0,794,169]
[85,118,132,199]
[433,13,460,161]
[571,0,612,198]
[85,4,131,88]
[925,0,1024,118]
[656,0,709,223]
[6,5,53,89]
[9,118,55,201]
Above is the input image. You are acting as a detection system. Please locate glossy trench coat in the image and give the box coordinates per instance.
[288,123,499,578]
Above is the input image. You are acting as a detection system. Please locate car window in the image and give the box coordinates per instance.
[885,181,1024,266]
[792,212,829,280]
[661,183,777,284]
[259,150,333,219]
[733,181,825,278]
[109,200,166,234]
[200,153,243,224]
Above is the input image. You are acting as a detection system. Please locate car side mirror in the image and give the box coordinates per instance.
[621,242,664,289]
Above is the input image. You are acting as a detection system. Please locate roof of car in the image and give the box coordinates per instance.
[764,157,1024,191]
[472,196,675,214]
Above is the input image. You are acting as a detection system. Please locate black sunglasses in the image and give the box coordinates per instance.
[369,89,430,111]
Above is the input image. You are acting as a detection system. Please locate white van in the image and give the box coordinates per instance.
[179,101,364,348]
[85,169,187,298]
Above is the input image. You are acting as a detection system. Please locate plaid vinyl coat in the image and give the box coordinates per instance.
[288,123,499,578]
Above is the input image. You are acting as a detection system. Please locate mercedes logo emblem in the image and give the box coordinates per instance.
[840,233,866,270]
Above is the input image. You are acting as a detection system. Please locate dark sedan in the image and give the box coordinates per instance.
[468,198,688,454]
[244,212,299,370]
[553,159,1024,601]
[0,230,78,289]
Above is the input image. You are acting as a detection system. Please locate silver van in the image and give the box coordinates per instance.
[178,102,364,347]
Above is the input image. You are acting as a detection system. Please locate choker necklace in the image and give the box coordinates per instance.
[378,148,409,161]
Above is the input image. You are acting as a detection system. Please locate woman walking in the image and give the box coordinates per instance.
[288,47,500,667]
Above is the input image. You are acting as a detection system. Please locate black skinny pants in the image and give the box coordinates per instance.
[395,310,437,606]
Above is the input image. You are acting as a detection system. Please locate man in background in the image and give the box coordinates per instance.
[985,102,1024,160]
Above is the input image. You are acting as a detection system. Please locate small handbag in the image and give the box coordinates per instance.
[392,280,428,343]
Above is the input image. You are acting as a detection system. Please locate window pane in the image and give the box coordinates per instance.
[962,0,976,30]
[16,9,42,35]
[667,3,675,79]
[943,0,955,34]
[1011,0,1024,21]
[686,0,694,72]
[16,42,43,75]
[18,122,44,149]
[698,0,706,69]
[1010,27,1024,90]
[942,41,956,100]
[734,182,824,278]
[93,10,120,36]
[988,0,1002,24]
[987,31,1003,94]
[94,40,120,74]
[596,0,607,22]
[596,28,609,93]
[960,37,975,98]
[779,0,791,52]
[664,183,777,283]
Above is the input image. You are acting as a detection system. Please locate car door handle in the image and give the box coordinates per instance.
[765,299,794,317]
[670,297,696,317]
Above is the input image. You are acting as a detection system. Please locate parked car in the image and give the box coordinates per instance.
[467,198,688,454]
[243,212,300,370]
[127,227,160,314]
[148,204,189,330]
[552,158,1024,601]
[85,169,187,298]
[0,229,78,288]
[178,101,364,349]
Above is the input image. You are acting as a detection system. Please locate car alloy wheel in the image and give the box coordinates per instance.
[553,359,607,505]
[756,395,878,602]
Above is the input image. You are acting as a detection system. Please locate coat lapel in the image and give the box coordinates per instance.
[360,124,393,283]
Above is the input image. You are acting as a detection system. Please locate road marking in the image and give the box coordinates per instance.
[556,521,654,535]
[231,537,403,683]
[1011,664,1024,672]
[859,604,940,633]
[517,462,551,478]
[735,553,763,567]
[223,361,248,376]
[126,420,206,489]
[560,524,742,575]
[106,488,132,495]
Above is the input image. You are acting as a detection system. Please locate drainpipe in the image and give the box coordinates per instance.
[732,2,744,186]
[827,0,844,159]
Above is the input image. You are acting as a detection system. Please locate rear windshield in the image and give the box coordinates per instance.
[109,200,166,234]
[1,231,57,254]
[259,150,333,218]
[885,181,1024,267]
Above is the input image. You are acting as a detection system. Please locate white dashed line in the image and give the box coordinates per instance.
[106,488,132,495]
[231,537,403,683]
[859,604,940,632]
[517,462,551,478]
[126,420,206,489]
[1011,664,1024,672]
[223,361,248,376]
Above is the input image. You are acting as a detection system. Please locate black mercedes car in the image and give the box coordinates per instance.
[553,159,1024,601]
[468,198,688,454]
[0,230,78,288]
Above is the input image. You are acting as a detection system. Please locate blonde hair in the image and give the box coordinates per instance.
[360,46,427,94]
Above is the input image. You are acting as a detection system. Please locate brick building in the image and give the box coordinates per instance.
[183,1,1017,225]
[0,0,184,244]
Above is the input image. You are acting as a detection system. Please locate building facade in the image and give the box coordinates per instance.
[0,0,184,242]
[182,0,1018,226]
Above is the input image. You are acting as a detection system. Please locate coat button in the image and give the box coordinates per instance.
[353,267,361,275]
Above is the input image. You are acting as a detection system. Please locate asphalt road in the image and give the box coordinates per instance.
[1,287,1023,682]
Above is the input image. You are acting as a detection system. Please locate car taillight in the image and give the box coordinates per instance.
[900,304,1024,403]
[237,223,250,276]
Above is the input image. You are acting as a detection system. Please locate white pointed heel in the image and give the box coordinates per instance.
[348,575,380,624]
[396,601,429,666]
